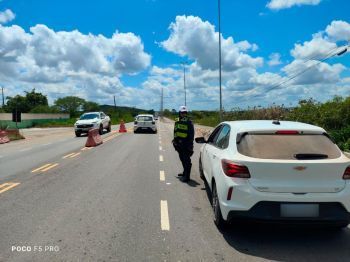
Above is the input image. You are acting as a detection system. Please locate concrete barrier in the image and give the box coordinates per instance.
[85,128,103,147]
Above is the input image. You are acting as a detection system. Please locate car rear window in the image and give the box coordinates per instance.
[137,116,153,121]
[237,134,341,160]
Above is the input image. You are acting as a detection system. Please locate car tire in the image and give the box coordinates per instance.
[75,131,81,137]
[107,122,111,133]
[154,130,158,134]
[212,183,226,230]
[199,156,205,180]
[99,125,103,135]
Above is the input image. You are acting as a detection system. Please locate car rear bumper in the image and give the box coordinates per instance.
[134,126,157,132]
[217,180,350,222]
[226,201,350,224]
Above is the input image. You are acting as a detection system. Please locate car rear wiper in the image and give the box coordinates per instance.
[236,132,248,144]
[294,153,328,160]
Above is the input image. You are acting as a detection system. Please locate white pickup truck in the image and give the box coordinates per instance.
[74,112,111,137]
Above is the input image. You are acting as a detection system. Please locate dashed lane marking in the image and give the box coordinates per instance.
[159,146,162,151]
[31,163,52,173]
[160,170,165,181]
[159,155,163,162]
[63,153,76,159]
[69,153,81,158]
[0,183,20,195]
[41,163,59,172]
[160,200,170,231]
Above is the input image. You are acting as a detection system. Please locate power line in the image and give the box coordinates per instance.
[250,45,348,98]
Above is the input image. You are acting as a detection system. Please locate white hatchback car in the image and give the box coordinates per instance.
[196,120,350,229]
[134,114,157,134]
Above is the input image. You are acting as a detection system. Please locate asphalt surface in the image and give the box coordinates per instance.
[1,119,350,261]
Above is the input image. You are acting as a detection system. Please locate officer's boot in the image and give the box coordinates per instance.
[181,163,192,182]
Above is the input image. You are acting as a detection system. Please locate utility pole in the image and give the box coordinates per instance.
[113,95,117,112]
[1,86,4,107]
[160,87,164,117]
[218,0,223,122]
[181,62,187,106]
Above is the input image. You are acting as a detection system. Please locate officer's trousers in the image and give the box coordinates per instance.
[177,148,192,179]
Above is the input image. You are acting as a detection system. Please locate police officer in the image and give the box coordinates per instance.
[172,106,194,183]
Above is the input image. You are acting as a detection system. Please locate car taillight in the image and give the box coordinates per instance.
[343,166,350,180]
[221,159,250,178]
[134,121,138,124]
[275,130,299,135]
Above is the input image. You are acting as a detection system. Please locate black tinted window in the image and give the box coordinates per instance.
[215,125,230,149]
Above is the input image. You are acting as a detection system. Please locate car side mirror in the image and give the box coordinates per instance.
[195,137,207,144]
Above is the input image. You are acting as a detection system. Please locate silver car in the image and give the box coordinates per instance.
[134,114,157,134]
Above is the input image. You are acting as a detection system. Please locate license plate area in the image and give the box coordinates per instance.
[280,204,319,218]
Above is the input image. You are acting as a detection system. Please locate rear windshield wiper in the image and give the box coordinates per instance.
[294,153,328,160]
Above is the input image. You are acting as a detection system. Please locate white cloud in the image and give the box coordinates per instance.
[326,20,350,41]
[291,36,337,60]
[0,23,151,106]
[0,9,15,24]
[282,60,345,85]
[268,53,282,66]
[266,0,321,10]
[161,15,263,72]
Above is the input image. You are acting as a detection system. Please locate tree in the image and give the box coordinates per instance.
[25,89,48,109]
[54,96,86,117]
[5,89,48,113]
[83,101,100,112]
[5,95,30,113]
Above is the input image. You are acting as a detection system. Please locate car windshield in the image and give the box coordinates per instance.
[137,116,153,121]
[237,134,341,160]
[80,114,99,120]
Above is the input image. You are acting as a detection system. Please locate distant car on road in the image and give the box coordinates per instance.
[134,114,157,134]
[74,112,111,137]
[196,120,350,229]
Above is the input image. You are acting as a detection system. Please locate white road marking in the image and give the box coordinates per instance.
[42,143,52,146]
[159,155,163,162]
[166,183,171,185]
[160,170,165,181]
[159,146,162,151]
[160,200,170,231]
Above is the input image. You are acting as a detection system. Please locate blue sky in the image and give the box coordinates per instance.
[0,0,349,110]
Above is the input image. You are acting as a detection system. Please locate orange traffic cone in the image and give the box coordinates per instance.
[119,120,127,133]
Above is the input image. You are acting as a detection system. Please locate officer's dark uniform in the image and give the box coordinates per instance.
[173,116,194,182]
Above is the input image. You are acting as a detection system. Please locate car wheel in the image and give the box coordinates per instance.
[154,130,158,134]
[107,122,111,133]
[199,156,205,180]
[99,125,103,135]
[75,131,81,137]
[212,183,226,230]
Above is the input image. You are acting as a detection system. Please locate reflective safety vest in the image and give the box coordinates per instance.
[174,117,190,139]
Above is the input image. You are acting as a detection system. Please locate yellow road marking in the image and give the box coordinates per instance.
[160,200,170,231]
[31,163,52,173]
[0,183,20,195]
[160,171,165,181]
[81,147,88,151]
[159,155,163,162]
[63,152,76,159]
[69,153,81,158]
[41,163,59,172]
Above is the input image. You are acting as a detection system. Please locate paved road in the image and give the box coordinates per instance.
[1,119,350,261]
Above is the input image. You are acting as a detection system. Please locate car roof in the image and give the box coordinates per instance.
[223,120,325,133]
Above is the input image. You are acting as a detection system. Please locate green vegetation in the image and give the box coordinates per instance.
[163,96,350,151]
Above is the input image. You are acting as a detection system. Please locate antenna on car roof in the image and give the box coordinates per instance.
[272,120,280,125]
